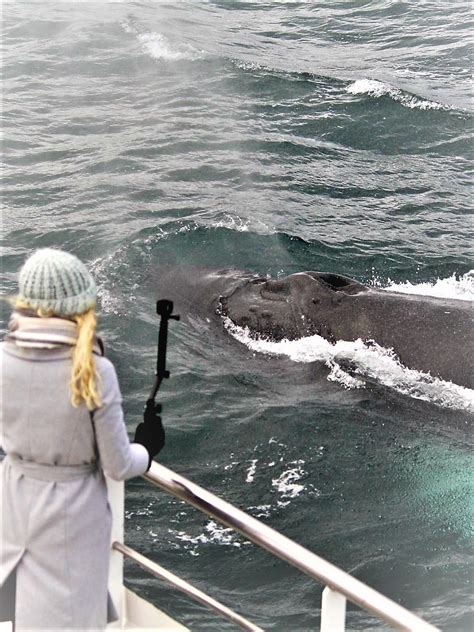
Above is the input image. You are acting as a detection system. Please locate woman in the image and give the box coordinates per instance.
[0,248,164,629]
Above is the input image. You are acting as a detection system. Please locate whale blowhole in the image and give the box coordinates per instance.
[306,272,366,295]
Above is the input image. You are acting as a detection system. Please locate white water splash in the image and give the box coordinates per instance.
[122,22,202,62]
[224,312,474,413]
[138,32,198,62]
[212,213,251,232]
[90,250,128,316]
[347,79,449,111]
[377,270,474,302]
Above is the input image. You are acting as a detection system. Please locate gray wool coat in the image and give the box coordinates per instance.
[0,341,149,630]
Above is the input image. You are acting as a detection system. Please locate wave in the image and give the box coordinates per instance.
[230,62,460,115]
[224,318,474,413]
[230,57,332,89]
[377,270,474,301]
[346,79,451,111]
[121,21,203,62]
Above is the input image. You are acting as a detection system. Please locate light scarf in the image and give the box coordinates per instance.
[6,311,103,355]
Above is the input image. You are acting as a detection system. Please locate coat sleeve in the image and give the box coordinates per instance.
[92,357,149,481]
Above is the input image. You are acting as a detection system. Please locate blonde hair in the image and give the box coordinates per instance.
[12,299,101,411]
[70,309,102,410]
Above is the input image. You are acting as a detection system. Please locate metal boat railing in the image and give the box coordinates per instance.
[113,541,263,632]
[112,461,439,632]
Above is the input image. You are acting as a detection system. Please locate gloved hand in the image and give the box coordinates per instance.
[134,400,165,470]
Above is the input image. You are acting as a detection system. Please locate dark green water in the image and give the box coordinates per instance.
[1,2,473,630]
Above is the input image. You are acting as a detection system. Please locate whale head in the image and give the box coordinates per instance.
[218,271,366,341]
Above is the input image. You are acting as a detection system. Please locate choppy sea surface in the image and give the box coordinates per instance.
[1,2,473,630]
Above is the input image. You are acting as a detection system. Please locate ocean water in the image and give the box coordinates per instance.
[1,2,473,631]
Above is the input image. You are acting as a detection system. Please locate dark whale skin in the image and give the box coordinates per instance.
[218,271,473,390]
[148,267,473,390]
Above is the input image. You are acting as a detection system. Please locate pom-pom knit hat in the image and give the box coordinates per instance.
[18,248,97,316]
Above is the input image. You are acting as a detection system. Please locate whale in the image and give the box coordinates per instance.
[149,268,473,390]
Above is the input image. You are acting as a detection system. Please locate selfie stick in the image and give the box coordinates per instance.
[148,299,180,404]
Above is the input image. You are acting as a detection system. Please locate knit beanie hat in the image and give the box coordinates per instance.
[18,248,97,316]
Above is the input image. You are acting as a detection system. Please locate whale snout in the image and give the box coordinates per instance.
[219,272,328,340]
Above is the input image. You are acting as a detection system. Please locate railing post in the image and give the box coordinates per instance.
[320,586,346,632]
[106,477,125,625]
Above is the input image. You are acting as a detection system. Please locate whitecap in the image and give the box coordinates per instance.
[122,21,202,62]
[346,78,449,111]
[137,32,197,62]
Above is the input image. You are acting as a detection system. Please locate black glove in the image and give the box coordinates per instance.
[134,400,165,470]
